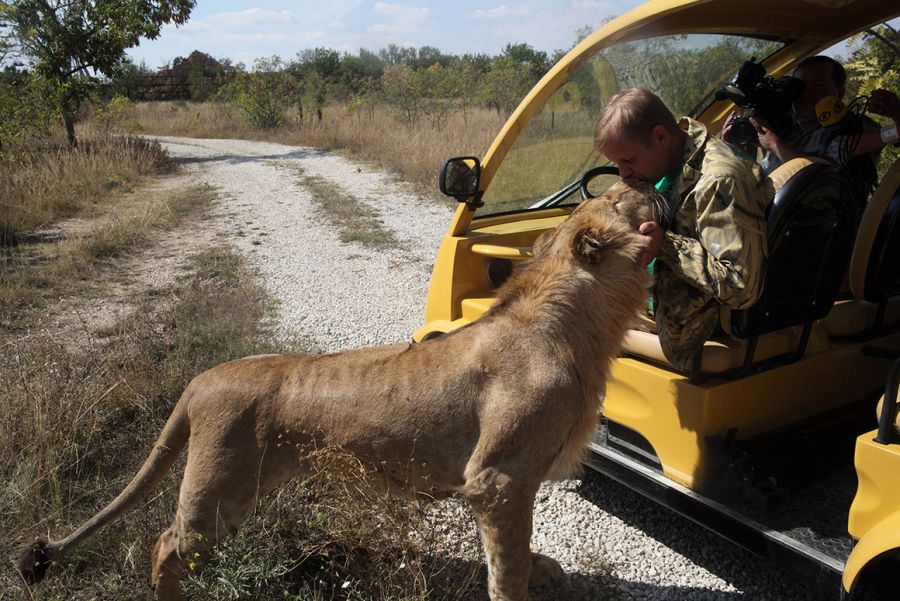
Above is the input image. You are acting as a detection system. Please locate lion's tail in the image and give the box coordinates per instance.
[17,384,194,585]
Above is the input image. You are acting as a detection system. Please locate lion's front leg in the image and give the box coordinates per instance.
[466,474,539,601]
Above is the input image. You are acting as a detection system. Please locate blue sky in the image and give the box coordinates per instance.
[125,1,645,69]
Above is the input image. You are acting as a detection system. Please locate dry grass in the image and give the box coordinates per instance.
[1,111,488,599]
[0,184,217,331]
[1,244,277,600]
[280,163,399,247]
[124,101,502,195]
[183,448,483,601]
[0,131,175,245]
[3,240,482,600]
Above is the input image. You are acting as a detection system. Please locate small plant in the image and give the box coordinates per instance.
[92,94,134,133]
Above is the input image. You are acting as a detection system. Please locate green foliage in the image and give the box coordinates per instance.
[845,24,900,178]
[92,93,133,132]
[0,72,56,157]
[1,0,196,144]
[381,63,424,125]
[234,69,299,129]
[478,57,535,118]
[109,55,152,99]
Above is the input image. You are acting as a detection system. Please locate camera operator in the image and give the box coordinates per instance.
[729,56,899,220]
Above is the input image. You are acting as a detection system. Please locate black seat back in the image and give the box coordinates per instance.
[863,194,900,302]
[727,161,855,338]
[851,157,900,304]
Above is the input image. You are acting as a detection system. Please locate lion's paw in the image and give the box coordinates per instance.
[529,552,563,588]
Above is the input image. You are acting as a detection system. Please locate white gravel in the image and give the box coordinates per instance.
[156,136,828,600]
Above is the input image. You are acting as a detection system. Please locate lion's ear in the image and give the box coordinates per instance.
[570,223,623,264]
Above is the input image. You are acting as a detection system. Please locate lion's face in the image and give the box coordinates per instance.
[534,178,659,267]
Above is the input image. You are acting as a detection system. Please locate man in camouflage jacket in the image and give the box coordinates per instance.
[595,88,773,371]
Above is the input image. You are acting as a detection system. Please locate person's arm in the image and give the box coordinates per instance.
[840,89,900,157]
[656,174,770,309]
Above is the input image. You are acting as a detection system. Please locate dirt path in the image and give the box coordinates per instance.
[153,136,453,352]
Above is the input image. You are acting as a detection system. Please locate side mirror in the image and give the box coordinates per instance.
[439,156,483,208]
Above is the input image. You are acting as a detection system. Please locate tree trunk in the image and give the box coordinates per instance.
[63,109,77,147]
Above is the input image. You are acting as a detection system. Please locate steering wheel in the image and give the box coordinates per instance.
[580,165,620,200]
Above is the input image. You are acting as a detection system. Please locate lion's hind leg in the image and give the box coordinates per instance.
[150,434,285,599]
[150,525,189,601]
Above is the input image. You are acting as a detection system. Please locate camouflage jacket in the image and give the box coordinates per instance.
[653,118,773,371]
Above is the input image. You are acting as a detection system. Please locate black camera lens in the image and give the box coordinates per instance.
[724,117,758,146]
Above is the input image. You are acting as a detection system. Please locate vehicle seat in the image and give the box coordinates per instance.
[822,157,900,337]
[721,158,855,351]
[623,158,855,380]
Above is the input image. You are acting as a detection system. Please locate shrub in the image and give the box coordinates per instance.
[233,71,300,129]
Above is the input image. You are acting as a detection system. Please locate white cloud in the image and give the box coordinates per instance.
[196,8,296,29]
[571,0,614,9]
[368,2,431,36]
[470,4,533,19]
[373,2,429,18]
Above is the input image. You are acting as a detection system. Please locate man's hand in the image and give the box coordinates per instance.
[721,110,740,140]
[721,111,757,155]
[749,116,779,152]
[750,116,800,163]
[638,221,664,268]
[869,89,900,123]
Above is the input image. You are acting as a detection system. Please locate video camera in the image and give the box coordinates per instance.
[716,58,805,146]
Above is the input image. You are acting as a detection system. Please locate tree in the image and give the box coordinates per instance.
[845,23,900,178]
[1,0,195,146]
[381,63,422,124]
[479,55,537,118]
[290,48,340,122]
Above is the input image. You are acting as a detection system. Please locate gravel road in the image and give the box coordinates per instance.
[157,136,847,601]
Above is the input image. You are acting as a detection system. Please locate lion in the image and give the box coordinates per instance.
[18,179,656,601]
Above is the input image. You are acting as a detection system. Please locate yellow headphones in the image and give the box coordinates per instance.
[816,95,847,126]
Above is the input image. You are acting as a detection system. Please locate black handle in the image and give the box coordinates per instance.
[875,358,900,444]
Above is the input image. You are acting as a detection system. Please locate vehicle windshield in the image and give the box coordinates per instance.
[478,33,786,217]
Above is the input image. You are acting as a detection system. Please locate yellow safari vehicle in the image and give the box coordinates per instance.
[414,0,900,598]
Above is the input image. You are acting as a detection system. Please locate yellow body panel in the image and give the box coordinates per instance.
[843,433,900,592]
[606,339,900,489]
[420,213,568,332]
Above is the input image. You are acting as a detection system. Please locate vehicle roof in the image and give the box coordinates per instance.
[602,0,897,45]
[459,0,900,234]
